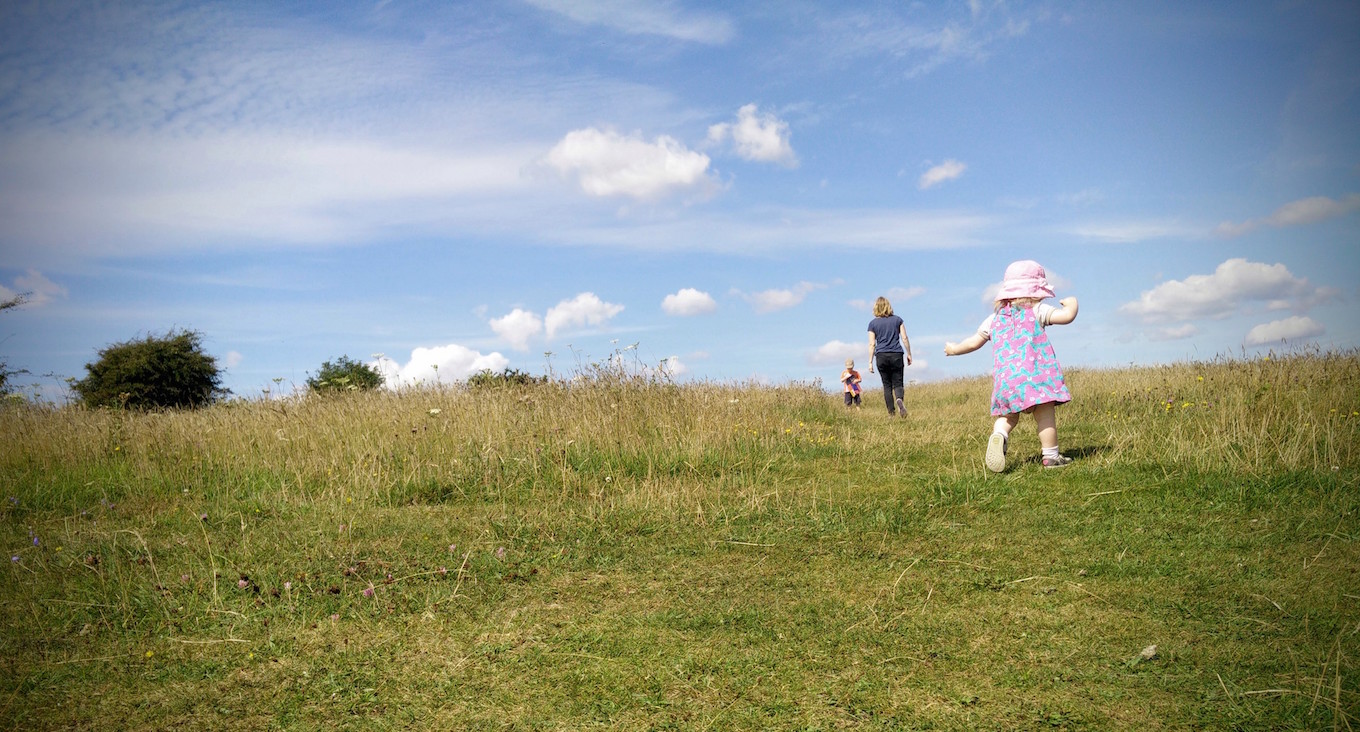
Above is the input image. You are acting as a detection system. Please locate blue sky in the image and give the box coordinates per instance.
[1,0,1358,400]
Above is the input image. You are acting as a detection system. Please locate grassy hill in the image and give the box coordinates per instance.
[2,352,1356,729]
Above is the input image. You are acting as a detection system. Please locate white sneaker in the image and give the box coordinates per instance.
[985,432,1007,473]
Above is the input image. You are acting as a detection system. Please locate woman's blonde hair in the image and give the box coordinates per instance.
[873,297,893,318]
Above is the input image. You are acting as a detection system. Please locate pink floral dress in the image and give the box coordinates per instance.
[990,304,1071,416]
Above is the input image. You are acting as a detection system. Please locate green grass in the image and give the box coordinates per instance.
[2,353,1357,729]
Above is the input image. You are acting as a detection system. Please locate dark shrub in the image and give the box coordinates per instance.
[74,330,227,409]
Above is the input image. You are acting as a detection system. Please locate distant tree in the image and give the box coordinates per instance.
[73,329,227,409]
[307,355,384,393]
[467,367,548,389]
[0,293,29,396]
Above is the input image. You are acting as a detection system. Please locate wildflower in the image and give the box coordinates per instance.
[429,408,441,416]
[448,544,457,553]
[363,587,374,598]
[10,556,17,563]
[238,579,249,589]
[200,513,208,521]
[1197,376,1203,382]
[438,566,447,576]
[604,476,612,483]
[284,581,292,591]
[495,546,506,561]
[330,613,340,621]
[146,651,154,658]
[181,574,190,582]
[32,536,39,546]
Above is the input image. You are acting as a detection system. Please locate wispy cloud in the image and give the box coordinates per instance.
[707,104,798,167]
[810,339,861,366]
[1215,193,1360,237]
[735,281,826,314]
[817,4,1034,77]
[0,269,68,307]
[918,159,966,189]
[522,0,736,44]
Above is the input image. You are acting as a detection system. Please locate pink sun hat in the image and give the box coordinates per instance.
[994,260,1055,301]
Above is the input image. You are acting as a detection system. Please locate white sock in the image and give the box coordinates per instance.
[1042,446,1060,460]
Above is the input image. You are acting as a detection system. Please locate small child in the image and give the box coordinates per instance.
[841,358,862,407]
[945,260,1078,471]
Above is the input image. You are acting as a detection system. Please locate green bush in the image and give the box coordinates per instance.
[467,367,548,389]
[307,355,384,393]
[73,329,227,409]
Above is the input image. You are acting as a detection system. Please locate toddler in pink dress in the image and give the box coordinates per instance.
[945,260,1079,472]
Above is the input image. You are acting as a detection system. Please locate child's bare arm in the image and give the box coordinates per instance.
[1049,296,1078,325]
[944,333,987,356]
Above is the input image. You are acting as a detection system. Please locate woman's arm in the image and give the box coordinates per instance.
[900,323,913,366]
[867,332,877,373]
[945,333,987,356]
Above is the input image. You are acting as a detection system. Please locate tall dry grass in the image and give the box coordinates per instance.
[3,351,1354,512]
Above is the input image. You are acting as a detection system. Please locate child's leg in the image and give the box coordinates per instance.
[1033,402,1072,466]
[1033,403,1058,450]
[985,413,1018,473]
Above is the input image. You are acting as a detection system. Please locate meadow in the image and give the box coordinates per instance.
[1,352,1357,730]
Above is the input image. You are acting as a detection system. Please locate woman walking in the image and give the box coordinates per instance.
[867,296,913,417]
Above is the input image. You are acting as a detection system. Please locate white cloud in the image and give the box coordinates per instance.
[1244,316,1325,346]
[545,127,716,200]
[544,292,625,338]
[811,340,862,366]
[489,308,544,351]
[849,287,925,312]
[223,351,244,368]
[1147,324,1200,342]
[707,104,798,167]
[522,0,735,44]
[1216,193,1360,237]
[918,159,966,189]
[659,355,687,377]
[372,344,509,388]
[1120,258,1332,322]
[737,281,826,314]
[661,288,717,316]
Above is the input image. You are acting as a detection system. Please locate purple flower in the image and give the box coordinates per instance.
[238,579,249,589]
[494,546,506,561]
[363,587,374,598]
[448,544,457,553]
[330,613,339,621]
[10,556,17,563]
[181,574,190,583]
[200,513,208,521]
